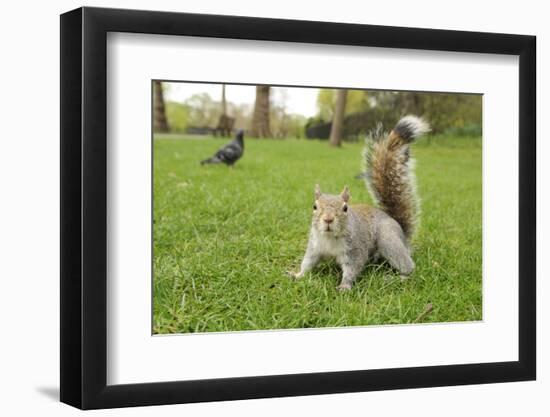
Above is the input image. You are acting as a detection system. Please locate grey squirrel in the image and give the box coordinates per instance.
[289,115,430,290]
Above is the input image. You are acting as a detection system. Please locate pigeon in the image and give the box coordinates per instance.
[200,129,244,166]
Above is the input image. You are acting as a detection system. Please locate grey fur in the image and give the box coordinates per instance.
[290,116,428,290]
[392,115,431,143]
[362,115,429,239]
[290,195,414,290]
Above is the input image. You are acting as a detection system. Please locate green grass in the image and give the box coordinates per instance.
[153,134,482,334]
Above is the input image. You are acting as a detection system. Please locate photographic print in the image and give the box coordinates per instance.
[152,81,482,334]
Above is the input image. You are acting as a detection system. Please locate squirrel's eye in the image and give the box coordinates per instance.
[343,205,348,212]
[313,204,317,210]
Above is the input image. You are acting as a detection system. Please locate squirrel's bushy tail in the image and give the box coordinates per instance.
[363,115,430,239]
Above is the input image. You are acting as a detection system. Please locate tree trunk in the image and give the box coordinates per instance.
[153,81,170,133]
[221,84,227,116]
[251,85,272,138]
[329,89,347,147]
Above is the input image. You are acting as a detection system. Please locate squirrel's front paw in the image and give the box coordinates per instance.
[286,270,303,280]
[336,283,352,291]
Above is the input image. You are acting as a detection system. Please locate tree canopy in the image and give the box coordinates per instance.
[158,82,482,139]
[313,89,482,138]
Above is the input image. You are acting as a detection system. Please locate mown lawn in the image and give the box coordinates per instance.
[153,134,482,334]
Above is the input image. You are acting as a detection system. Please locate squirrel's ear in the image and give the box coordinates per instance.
[315,184,322,199]
[341,186,350,202]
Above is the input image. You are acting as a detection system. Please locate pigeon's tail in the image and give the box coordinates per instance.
[200,156,221,165]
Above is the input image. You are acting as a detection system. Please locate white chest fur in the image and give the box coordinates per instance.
[313,233,346,258]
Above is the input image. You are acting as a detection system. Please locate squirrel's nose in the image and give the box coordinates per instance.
[324,217,334,224]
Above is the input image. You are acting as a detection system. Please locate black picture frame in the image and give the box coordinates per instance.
[60,6,536,410]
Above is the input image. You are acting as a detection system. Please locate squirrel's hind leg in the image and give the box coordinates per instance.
[377,224,415,276]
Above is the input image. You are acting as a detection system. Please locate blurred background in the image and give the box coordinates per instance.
[153,81,482,143]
